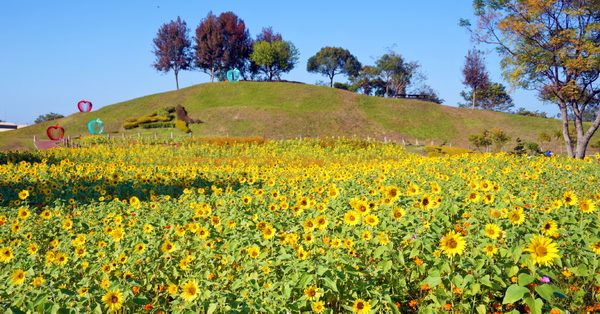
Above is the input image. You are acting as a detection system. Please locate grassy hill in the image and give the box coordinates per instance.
[0,81,583,152]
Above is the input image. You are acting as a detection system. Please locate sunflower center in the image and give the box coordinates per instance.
[535,245,548,257]
[357,302,365,309]
[110,295,119,303]
[447,238,458,249]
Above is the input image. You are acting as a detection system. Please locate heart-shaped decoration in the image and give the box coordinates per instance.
[78,100,93,112]
[88,119,104,135]
[46,125,65,140]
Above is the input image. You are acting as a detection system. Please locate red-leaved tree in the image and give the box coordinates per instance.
[152,17,192,90]
[194,12,252,81]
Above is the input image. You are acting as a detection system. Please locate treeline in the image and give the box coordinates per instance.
[151,12,443,103]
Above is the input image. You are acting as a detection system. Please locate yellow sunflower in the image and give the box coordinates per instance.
[483,244,498,257]
[439,231,466,257]
[352,299,372,314]
[484,224,501,239]
[180,279,200,302]
[579,198,596,213]
[391,207,406,219]
[541,220,558,236]
[11,269,26,286]
[101,290,124,312]
[312,301,326,313]
[304,285,321,301]
[247,247,260,259]
[362,214,379,226]
[524,234,560,266]
[563,191,578,206]
[343,210,360,226]
[590,241,600,255]
[509,207,525,225]
[161,241,177,253]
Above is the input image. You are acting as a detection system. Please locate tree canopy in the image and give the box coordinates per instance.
[459,82,514,112]
[35,112,64,124]
[194,12,252,82]
[152,17,192,90]
[462,49,490,109]
[463,0,600,158]
[307,47,361,88]
[250,40,299,81]
[375,51,420,98]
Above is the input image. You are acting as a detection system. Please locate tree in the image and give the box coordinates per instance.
[193,12,223,82]
[489,128,511,152]
[307,47,361,88]
[35,112,64,124]
[152,17,192,90]
[468,131,492,152]
[462,49,490,109]
[349,66,383,96]
[463,1,600,158]
[218,12,252,80]
[459,82,514,112]
[250,40,299,81]
[256,26,282,43]
[375,50,419,98]
[193,12,252,82]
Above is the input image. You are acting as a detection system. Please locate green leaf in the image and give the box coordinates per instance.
[506,265,519,277]
[297,274,313,288]
[480,275,492,287]
[511,246,523,263]
[523,297,543,314]
[502,284,530,304]
[517,273,535,286]
[469,283,481,295]
[534,284,554,302]
[379,260,393,273]
[476,304,487,314]
[206,303,218,314]
[282,284,291,298]
[374,246,387,258]
[421,275,442,287]
[322,277,338,293]
[475,259,485,271]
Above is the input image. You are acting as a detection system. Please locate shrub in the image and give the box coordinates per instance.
[174,120,191,133]
[426,145,473,157]
[140,122,176,129]
[122,122,138,130]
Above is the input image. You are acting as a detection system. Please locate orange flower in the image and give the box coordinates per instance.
[549,309,560,314]
[144,304,153,310]
[408,300,417,307]
[414,257,424,266]
[453,287,463,295]
[421,284,430,290]
[132,286,140,295]
[443,303,452,310]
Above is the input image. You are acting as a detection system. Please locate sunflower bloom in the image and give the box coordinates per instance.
[439,231,466,257]
[483,244,498,257]
[362,214,379,226]
[343,210,360,226]
[509,207,525,225]
[524,234,560,266]
[579,199,596,213]
[180,279,200,302]
[304,285,321,300]
[590,241,600,255]
[161,241,176,253]
[312,301,326,313]
[541,220,558,236]
[352,299,371,314]
[563,191,578,206]
[484,224,501,239]
[102,290,124,312]
[11,269,26,286]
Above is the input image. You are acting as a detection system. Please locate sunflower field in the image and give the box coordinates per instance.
[1,137,600,314]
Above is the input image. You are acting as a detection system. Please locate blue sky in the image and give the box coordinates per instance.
[0,0,558,125]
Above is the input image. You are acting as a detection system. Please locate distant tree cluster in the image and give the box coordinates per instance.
[152,13,442,103]
[152,13,299,88]
[35,112,64,124]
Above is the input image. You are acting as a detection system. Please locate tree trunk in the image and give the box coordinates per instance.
[174,70,179,90]
[559,104,575,157]
[575,106,600,159]
[329,75,334,88]
[210,67,215,83]
[472,87,476,109]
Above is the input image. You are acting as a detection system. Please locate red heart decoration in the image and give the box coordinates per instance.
[78,100,93,112]
[46,125,65,140]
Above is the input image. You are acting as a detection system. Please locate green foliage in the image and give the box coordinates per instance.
[121,108,175,130]
[459,82,514,112]
[489,128,511,152]
[250,40,299,81]
[375,50,420,97]
[524,141,542,155]
[306,47,361,87]
[468,131,492,152]
[34,112,64,124]
[537,131,551,144]
[140,122,176,129]
[514,108,549,119]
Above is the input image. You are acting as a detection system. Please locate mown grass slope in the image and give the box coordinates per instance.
[0,81,585,152]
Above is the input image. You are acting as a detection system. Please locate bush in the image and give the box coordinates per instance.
[122,122,138,130]
[140,122,175,129]
[174,120,191,133]
[426,145,473,157]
